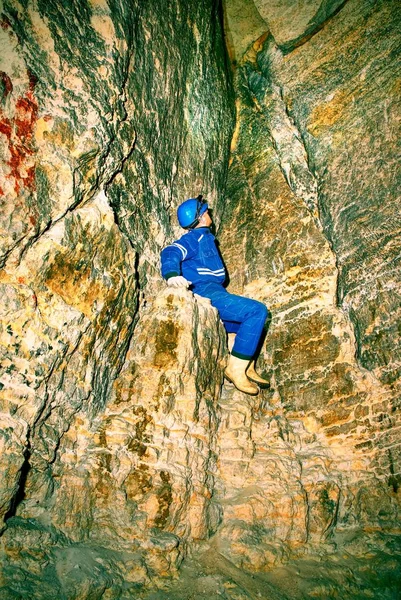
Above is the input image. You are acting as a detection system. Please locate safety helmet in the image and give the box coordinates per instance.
[177,195,208,229]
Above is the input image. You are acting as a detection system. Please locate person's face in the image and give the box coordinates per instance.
[200,209,212,227]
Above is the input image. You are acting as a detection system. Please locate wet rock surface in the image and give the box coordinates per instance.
[216,0,401,587]
[0,0,233,593]
[0,0,400,598]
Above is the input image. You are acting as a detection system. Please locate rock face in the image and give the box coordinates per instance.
[0,0,233,596]
[216,0,401,575]
[0,0,400,598]
[252,0,347,50]
[1,289,226,596]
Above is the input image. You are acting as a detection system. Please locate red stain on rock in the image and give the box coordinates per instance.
[0,72,13,99]
[0,77,38,194]
[0,17,11,30]
[15,94,38,140]
[27,70,38,92]
[0,118,12,137]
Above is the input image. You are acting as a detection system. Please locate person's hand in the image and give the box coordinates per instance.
[166,276,192,289]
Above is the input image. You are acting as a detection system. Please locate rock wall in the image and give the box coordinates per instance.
[216,0,401,571]
[0,0,233,596]
[0,0,400,597]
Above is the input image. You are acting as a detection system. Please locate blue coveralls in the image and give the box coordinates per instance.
[161,227,269,360]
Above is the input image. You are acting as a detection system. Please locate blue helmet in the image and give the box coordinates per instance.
[177,195,208,229]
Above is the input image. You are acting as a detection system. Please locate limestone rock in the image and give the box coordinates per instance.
[0,0,233,594]
[217,0,401,572]
[223,0,268,63]
[1,288,227,594]
[0,0,401,597]
[222,0,347,60]
[253,0,346,51]
[267,0,401,397]
[44,288,225,549]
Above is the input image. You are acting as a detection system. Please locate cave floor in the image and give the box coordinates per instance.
[1,528,400,599]
[139,531,401,600]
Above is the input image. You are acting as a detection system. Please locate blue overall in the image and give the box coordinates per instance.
[161,227,269,360]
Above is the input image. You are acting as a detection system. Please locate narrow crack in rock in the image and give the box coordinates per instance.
[244,44,320,221]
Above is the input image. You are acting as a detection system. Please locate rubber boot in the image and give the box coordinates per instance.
[246,361,270,389]
[227,333,235,353]
[225,355,259,395]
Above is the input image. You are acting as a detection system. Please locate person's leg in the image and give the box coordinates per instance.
[224,315,270,388]
[205,289,269,394]
[223,322,239,354]
[223,321,240,333]
[210,293,269,360]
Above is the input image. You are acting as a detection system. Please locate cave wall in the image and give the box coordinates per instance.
[0,0,234,594]
[0,0,400,597]
[216,0,401,568]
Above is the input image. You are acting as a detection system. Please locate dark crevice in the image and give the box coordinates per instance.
[2,438,32,528]
[103,46,138,236]
[239,38,321,221]
[388,449,399,494]
[279,0,351,55]
[104,128,137,232]
[110,294,142,382]
[30,323,90,430]
[0,232,30,269]
[323,486,341,539]
[16,217,54,268]
[5,188,96,270]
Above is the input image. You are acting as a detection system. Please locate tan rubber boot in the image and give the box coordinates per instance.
[225,355,259,395]
[227,332,236,353]
[246,361,270,389]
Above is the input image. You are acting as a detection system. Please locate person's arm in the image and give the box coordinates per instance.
[160,236,195,288]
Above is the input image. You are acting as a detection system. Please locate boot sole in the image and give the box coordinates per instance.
[224,372,259,396]
[247,376,270,390]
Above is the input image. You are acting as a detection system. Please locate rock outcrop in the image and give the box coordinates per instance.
[217,0,401,574]
[0,0,233,595]
[0,0,400,598]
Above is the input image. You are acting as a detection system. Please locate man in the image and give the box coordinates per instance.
[160,195,270,395]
